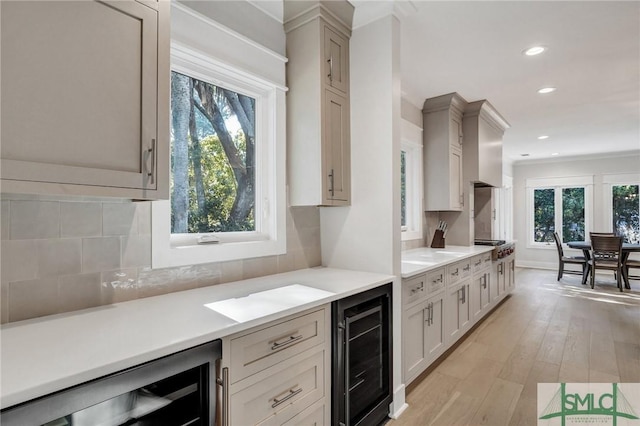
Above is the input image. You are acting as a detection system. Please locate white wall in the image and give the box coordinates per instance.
[513,153,640,269]
[319,14,406,418]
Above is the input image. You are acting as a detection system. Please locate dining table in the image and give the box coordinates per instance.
[566,241,640,289]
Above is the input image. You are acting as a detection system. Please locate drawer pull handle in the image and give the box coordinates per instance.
[475,260,482,266]
[272,387,303,408]
[271,334,303,350]
[463,265,470,271]
[452,269,459,276]
[410,283,424,294]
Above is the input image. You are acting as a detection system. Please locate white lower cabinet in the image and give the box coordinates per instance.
[470,270,491,323]
[445,280,471,344]
[401,249,516,385]
[403,291,445,384]
[221,306,331,426]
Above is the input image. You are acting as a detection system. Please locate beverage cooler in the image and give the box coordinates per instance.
[1,340,222,426]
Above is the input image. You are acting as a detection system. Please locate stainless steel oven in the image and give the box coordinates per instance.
[0,340,222,426]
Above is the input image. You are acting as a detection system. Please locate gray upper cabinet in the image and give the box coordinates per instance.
[423,93,467,211]
[1,0,169,200]
[462,100,510,188]
[285,0,353,206]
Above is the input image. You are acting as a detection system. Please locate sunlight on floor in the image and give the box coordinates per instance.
[539,276,640,306]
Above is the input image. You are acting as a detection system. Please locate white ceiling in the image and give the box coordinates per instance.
[398,1,640,164]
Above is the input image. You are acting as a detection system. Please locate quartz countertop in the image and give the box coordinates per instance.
[0,267,394,408]
[401,245,495,278]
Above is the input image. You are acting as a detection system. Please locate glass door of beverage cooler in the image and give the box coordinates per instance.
[1,340,222,426]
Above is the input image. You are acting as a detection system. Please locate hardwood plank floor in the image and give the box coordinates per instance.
[390,268,640,425]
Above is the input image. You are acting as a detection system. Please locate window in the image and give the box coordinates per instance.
[152,10,286,269]
[170,71,256,235]
[604,174,640,244]
[527,176,593,247]
[612,185,639,243]
[400,120,423,241]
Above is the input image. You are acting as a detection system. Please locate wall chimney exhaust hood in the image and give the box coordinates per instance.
[462,100,510,188]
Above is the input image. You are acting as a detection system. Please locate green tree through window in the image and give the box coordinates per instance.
[613,185,639,243]
[562,187,585,242]
[170,71,255,234]
[534,188,554,242]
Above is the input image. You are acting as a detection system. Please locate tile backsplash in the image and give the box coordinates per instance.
[0,197,321,324]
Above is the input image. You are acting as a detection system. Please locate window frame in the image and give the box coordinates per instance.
[400,119,423,241]
[151,41,286,268]
[525,175,593,249]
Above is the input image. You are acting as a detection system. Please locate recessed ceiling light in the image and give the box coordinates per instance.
[551,152,559,156]
[538,135,549,140]
[538,87,557,94]
[524,46,546,56]
[521,153,530,157]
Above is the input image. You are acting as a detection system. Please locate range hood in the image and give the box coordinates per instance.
[462,100,510,188]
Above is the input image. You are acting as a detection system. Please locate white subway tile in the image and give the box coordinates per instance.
[121,235,151,268]
[101,268,139,304]
[8,278,59,322]
[135,202,152,235]
[82,237,120,272]
[59,273,102,313]
[1,240,39,283]
[103,202,138,236]
[38,239,82,277]
[60,202,102,238]
[1,201,9,240]
[10,200,60,239]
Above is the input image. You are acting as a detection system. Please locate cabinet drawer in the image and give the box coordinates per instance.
[402,274,427,305]
[472,253,492,273]
[231,350,325,426]
[229,308,326,383]
[281,400,325,426]
[426,268,446,294]
[448,259,471,285]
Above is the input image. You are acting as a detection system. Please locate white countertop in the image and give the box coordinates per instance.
[401,245,495,278]
[0,267,394,408]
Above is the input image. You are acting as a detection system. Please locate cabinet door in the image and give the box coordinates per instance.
[449,146,463,210]
[425,295,445,362]
[507,258,516,291]
[403,301,428,383]
[323,90,350,204]
[449,114,463,149]
[323,25,348,94]
[472,272,491,322]
[446,281,470,344]
[492,260,506,300]
[1,0,161,194]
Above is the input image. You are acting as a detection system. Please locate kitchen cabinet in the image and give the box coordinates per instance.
[462,100,510,188]
[285,1,353,206]
[470,253,492,322]
[445,279,471,344]
[507,255,516,291]
[0,0,169,200]
[221,306,331,426]
[403,291,445,385]
[402,269,446,384]
[423,93,467,211]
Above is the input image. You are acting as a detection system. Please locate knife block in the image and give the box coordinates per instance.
[430,229,445,248]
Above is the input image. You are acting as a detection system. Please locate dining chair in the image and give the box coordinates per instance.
[623,257,640,283]
[553,232,589,283]
[590,232,616,237]
[589,234,624,291]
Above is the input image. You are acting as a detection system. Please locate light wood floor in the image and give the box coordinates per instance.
[389,268,640,426]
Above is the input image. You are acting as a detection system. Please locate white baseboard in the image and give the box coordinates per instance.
[389,385,408,419]
[515,260,556,270]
